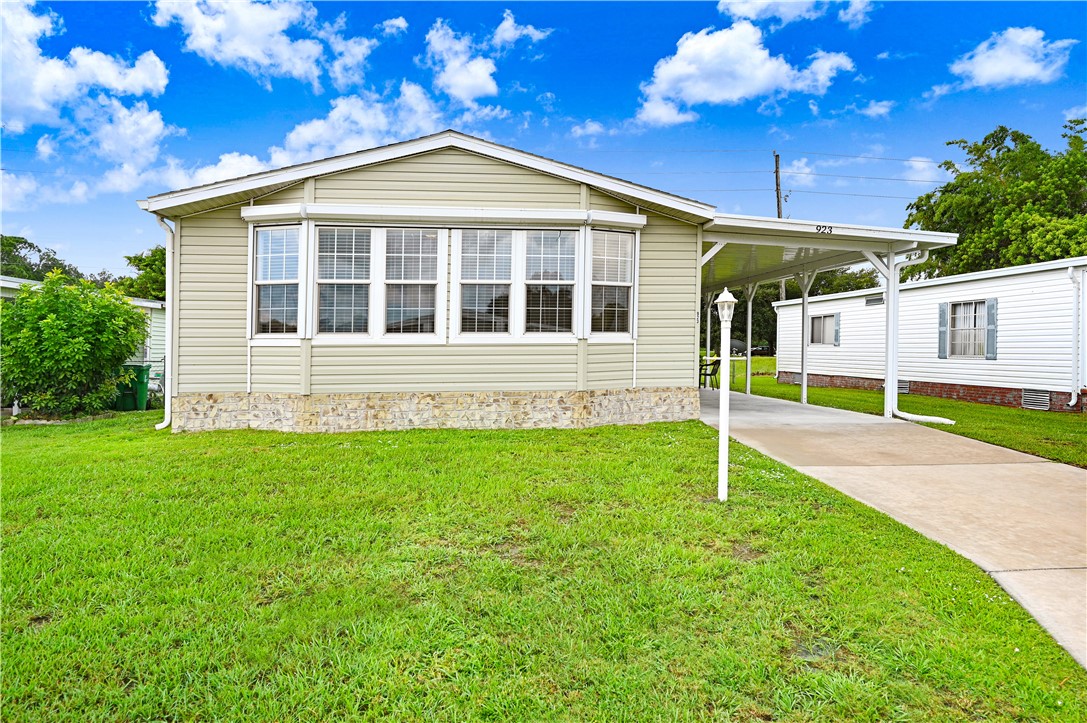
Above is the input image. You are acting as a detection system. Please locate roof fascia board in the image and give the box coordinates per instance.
[703,230,920,254]
[238,203,648,229]
[143,132,715,219]
[772,254,1087,306]
[705,213,957,247]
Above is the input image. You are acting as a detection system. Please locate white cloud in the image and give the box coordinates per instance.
[316,15,379,92]
[876,51,890,60]
[636,22,853,126]
[1064,105,1087,121]
[394,81,444,138]
[571,119,606,138]
[848,99,894,118]
[491,9,552,48]
[808,99,820,116]
[160,151,268,190]
[424,19,499,106]
[901,156,951,184]
[837,0,872,30]
[150,0,324,91]
[83,98,178,169]
[781,157,816,186]
[950,27,1077,89]
[1,0,168,133]
[717,1,823,27]
[35,134,57,160]
[1,171,39,212]
[379,17,408,36]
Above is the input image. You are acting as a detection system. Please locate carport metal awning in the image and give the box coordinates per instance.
[700,213,956,293]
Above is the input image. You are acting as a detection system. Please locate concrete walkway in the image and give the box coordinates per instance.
[700,390,1087,667]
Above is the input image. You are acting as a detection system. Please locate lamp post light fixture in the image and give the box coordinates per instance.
[715,288,738,501]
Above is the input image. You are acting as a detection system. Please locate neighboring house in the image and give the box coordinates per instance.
[1,275,167,381]
[138,130,955,433]
[774,257,1087,411]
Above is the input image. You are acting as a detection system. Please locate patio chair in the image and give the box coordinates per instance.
[699,359,721,389]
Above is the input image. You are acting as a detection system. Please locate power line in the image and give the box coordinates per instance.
[780,170,947,183]
[789,189,919,200]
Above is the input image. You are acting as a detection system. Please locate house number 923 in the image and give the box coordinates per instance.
[815,225,833,234]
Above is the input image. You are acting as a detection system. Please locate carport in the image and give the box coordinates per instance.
[696,212,956,499]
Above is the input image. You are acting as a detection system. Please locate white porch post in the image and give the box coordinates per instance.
[705,295,713,359]
[744,283,757,394]
[884,249,900,418]
[795,270,817,404]
[716,288,738,501]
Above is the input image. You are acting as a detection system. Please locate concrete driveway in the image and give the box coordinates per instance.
[701,390,1087,667]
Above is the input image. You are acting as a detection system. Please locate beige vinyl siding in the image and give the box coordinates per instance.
[251,346,301,391]
[589,189,637,214]
[176,206,249,392]
[587,344,634,389]
[635,212,699,387]
[314,148,582,208]
[147,307,166,379]
[254,183,305,204]
[311,344,578,393]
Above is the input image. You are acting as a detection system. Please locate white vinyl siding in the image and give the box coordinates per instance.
[775,263,1085,392]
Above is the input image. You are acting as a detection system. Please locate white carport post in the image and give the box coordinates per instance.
[744,283,758,394]
[794,269,818,404]
[704,294,714,359]
[716,288,738,501]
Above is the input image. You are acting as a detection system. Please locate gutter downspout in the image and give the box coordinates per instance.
[1069,266,1083,408]
[154,215,175,431]
[889,249,955,425]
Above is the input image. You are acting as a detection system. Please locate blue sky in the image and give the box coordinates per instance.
[2,1,1084,277]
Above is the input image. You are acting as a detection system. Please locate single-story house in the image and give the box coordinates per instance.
[774,257,1087,411]
[138,130,956,433]
[1,275,167,381]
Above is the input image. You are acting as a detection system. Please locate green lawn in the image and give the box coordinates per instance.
[728,368,1087,468]
[3,413,1084,720]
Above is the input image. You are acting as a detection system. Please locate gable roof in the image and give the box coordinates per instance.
[138,130,717,221]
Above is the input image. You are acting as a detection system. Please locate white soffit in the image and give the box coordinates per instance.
[239,204,648,229]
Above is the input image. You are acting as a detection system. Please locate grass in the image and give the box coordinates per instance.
[727,365,1087,468]
[3,413,1085,720]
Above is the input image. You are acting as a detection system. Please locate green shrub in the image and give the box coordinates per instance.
[1,272,148,417]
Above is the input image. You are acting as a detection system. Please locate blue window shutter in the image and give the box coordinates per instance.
[937,303,948,359]
[985,297,998,360]
[833,312,841,346]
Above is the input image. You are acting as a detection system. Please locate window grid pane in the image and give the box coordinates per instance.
[461,284,510,333]
[386,284,436,333]
[809,315,834,345]
[386,229,439,281]
[592,230,633,284]
[526,284,573,333]
[591,286,630,333]
[950,301,985,357]
[318,284,369,333]
[461,229,513,281]
[256,227,299,282]
[526,230,576,282]
[318,228,370,281]
[256,284,299,334]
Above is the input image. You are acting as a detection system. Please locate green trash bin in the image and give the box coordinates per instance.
[115,364,152,412]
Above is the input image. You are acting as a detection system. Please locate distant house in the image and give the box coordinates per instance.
[1,275,167,382]
[138,130,954,433]
[774,257,1087,411]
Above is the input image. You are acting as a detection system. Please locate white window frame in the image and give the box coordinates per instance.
[309,225,447,346]
[249,223,305,344]
[808,314,835,345]
[948,299,987,359]
[523,228,580,341]
[587,228,638,343]
[314,226,374,339]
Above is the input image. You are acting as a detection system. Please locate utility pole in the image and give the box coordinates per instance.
[775,151,785,301]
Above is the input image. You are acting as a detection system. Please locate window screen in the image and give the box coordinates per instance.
[461,230,512,333]
[591,230,634,333]
[255,227,299,334]
[385,229,438,334]
[317,228,370,334]
[525,230,576,333]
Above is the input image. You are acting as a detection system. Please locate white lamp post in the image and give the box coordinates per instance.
[715,288,738,501]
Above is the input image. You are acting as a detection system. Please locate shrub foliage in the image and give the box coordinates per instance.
[1,272,148,417]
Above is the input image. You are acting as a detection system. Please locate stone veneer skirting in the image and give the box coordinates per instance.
[777,371,1086,412]
[172,387,701,433]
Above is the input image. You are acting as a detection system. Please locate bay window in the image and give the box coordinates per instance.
[254,226,299,334]
[590,230,633,333]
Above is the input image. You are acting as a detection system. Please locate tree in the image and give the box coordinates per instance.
[115,245,166,301]
[904,120,1087,278]
[1,235,83,280]
[0,272,148,417]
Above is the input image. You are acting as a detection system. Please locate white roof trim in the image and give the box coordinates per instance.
[705,213,956,248]
[772,255,1087,307]
[239,203,648,229]
[141,131,714,219]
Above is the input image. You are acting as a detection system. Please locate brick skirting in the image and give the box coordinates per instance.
[776,371,1086,412]
[171,387,701,432]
